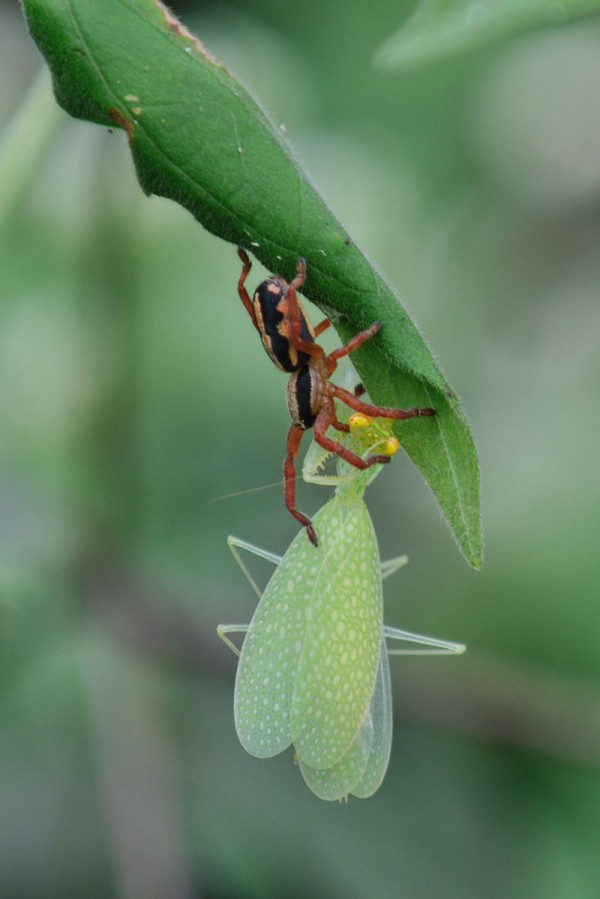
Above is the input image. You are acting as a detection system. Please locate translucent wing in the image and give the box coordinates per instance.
[233,530,319,758]
[297,706,374,801]
[351,626,465,796]
[297,632,392,801]
[351,635,393,798]
[296,620,464,802]
[224,443,464,797]
[290,495,382,770]
[297,632,395,801]
[234,493,382,767]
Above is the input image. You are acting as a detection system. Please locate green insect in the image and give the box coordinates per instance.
[218,413,464,800]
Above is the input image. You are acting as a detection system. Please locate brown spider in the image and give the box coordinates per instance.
[237,248,435,545]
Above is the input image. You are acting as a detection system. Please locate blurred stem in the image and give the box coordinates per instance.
[80,628,196,899]
[0,67,63,225]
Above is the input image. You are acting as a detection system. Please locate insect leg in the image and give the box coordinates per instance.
[379,555,409,580]
[228,535,282,568]
[217,623,250,657]
[227,535,282,600]
[384,625,466,655]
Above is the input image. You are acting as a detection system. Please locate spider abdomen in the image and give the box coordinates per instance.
[287,365,320,429]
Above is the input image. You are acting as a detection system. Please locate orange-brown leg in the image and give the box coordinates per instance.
[285,259,306,348]
[284,259,326,360]
[326,321,382,369]
[328,384,436,420]
[237,247,258,330]
[313,319,331,337]
[331,419,350,432]
[284,424,318,546]
[313,401,392,469]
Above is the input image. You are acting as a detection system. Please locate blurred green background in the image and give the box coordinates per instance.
[2,1,600,896]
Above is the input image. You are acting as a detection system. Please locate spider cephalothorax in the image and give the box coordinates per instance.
[237,248,435,545]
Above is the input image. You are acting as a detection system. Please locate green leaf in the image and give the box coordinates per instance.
[22,0,483,567]
[375,0,600,69]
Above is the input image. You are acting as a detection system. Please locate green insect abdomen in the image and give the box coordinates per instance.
[233,528,319,758]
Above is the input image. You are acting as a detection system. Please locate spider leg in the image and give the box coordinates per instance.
[313,401,392,469]
[328,384,436,420]
[237,247,259,331]
[288,257,306,294]
[326,321,382,368]
[284,424,318,546]
[313,319,331,338]
[285,259,326,360]
[331,420,350,433]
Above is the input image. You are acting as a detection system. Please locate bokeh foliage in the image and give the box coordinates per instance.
[2,0,600,896]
